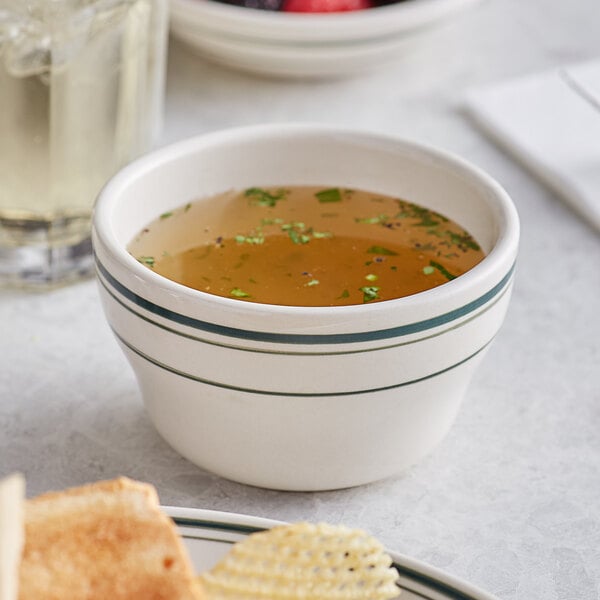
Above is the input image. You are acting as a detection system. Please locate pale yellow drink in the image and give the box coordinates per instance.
[0,0,168,287]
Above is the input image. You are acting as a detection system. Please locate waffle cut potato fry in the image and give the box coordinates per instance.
[199,522,400,599]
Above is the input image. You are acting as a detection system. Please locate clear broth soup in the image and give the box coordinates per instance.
[129,186,484,307]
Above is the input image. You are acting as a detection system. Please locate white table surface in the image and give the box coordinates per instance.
[1,0,600,598]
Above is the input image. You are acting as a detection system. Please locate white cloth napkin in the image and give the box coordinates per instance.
[465,59,600,231]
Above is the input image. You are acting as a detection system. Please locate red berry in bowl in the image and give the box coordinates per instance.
[282,0,371,12]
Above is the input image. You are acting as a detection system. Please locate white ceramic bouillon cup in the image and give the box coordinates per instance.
[92,124,519,491]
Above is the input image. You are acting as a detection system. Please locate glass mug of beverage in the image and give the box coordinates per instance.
[0,0,168,288]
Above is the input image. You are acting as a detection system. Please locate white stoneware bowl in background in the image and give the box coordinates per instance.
[169,0,483,78]
[92,124,519,491]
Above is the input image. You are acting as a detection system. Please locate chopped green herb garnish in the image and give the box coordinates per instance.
[230,288,251,298]
[365,273,378,282]
[355,214,389,225]
[288,229,310,245]
[423,266,435,275]
[312,231,333,239]
[390,265,398,271]
[396,202,447,228]
[184,203,192,212]
[245,187,286,207]
[315,188,342,203]
[444,230,481,251]
[281,221,305,231]
[306,279,320,287]
[281,221,314,244]
[429,261,457,281]
[160,211,173,220]
[360,286,380,303]
[426,228,444,239]
[413,215,441,227]
[338,289,350,299]
[366,245,398,256]
[138,256,155,267]
[235,233,264,245]
[261,217,284,226]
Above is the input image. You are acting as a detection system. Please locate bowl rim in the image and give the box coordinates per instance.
[93,123,519,328]
[169,0,482,42]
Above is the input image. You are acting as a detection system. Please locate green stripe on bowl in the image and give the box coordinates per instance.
[96,259,514,346]
[98,269,511,356]
[113,327,493,397]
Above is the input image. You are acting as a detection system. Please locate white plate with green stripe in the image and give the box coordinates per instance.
[167,507,499,600]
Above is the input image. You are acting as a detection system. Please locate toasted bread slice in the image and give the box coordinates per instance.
[18,477,203,600]
[0,474,25,600]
